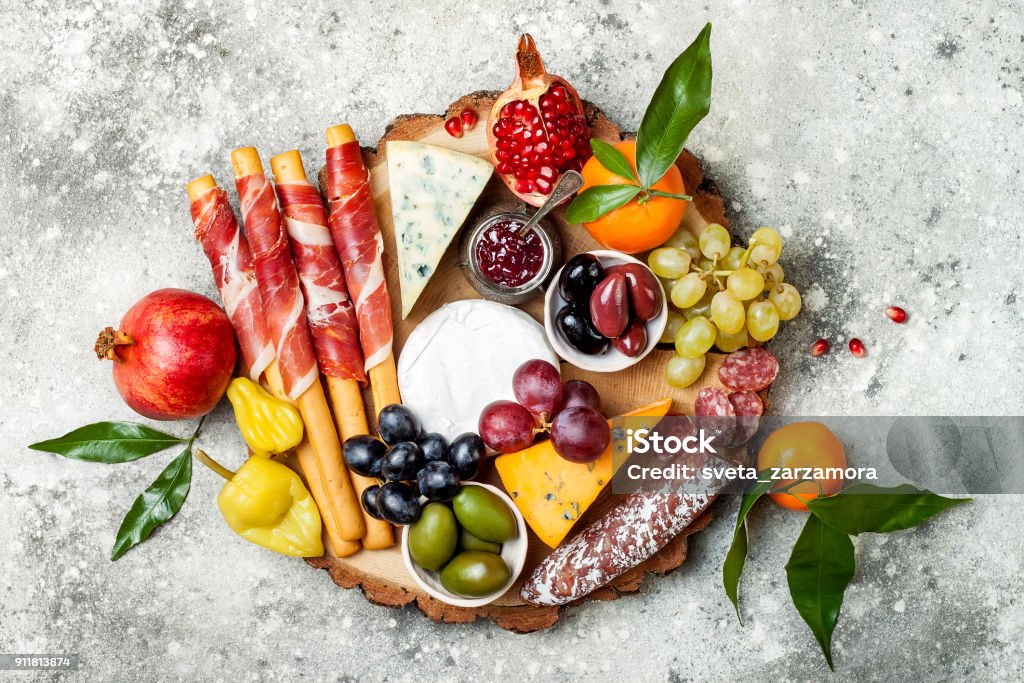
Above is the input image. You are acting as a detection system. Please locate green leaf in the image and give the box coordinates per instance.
[29,422,185,463]
[807,484,970,535]
[635,22,713,188]
[589,139,639,184]
[723,471,775,624]
[565,185,642,224]
[110,447,192,561]
[785,515,855,671]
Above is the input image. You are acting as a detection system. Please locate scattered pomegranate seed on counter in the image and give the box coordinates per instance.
[848,338,866,358]
[885,306,908,323]
[444,117,464,138]
[810,338,830,357]
[460,108,478,130]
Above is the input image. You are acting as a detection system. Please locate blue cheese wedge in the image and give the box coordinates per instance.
[386,141,493,318]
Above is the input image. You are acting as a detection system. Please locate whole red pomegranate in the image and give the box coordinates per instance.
[95,288,236,420]
[487,34,592,205]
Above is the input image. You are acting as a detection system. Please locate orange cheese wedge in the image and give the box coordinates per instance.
[495,398,672,548]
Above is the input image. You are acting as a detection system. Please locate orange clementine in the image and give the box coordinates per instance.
[579,140,688,254]
[756,421,847,511]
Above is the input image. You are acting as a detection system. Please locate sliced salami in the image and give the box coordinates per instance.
[718,347,779,392]
[727,391,763,448]
[694,387,735,448]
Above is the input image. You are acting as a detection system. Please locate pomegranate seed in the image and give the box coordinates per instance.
[538,166,555,180]
[885,306,908,323]
[460,108,478,130]
[848,338,866,358]
[513,101,526,114]
[535,141,550,155]
[496,162,513,175]
[550,85,566,99]
[810,338,829,357]
[444,117,463,138]
[539,93,553,109]
[516,178,535,194]
[535,178,553,194]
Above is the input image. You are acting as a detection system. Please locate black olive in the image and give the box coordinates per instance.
[558,254,604,304]
[556,304,609,355]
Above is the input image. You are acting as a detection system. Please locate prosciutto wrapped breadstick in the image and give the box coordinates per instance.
[186,174,360,557]
[271,149,394,550]
[231,147,365,543]
[324,124,401,415]
[187,175,274,381]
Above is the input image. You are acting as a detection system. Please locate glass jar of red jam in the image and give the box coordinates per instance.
[460,206,562,305]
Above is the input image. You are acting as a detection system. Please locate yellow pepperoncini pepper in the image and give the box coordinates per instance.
[216,456,324,558]
[227,377,304,457]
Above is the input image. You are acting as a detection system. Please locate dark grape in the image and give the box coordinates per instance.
[416,461,461,501]
[478,400,537,453]
[377,404,421,445]
[448,433,485,480]
[513,359,564,419]
[360,485,385,521]
[381,441,425,481]
[560,380,601,412]
[550,406,611,463]
[376,481,421,525]
[418,432,450,464]
[558,253,604,303]
[343,435,386,478]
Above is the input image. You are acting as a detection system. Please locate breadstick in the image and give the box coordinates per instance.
[232,147,365,542]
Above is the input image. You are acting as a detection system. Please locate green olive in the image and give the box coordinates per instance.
[452,486,518,543]
[439,551,511,598]
[459,528,501,554]
[408,502,458,571]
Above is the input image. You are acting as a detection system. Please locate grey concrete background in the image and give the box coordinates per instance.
[2,0,1022,680]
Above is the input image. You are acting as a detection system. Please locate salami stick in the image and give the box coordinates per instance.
[324,124,402,416]
[521,472,729,606]
[271,150,393,550]
[231,147,365,543]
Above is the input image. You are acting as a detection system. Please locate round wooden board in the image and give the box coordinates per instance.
[309,92,740,632]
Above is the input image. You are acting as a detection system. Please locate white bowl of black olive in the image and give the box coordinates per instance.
[544,250,668,372]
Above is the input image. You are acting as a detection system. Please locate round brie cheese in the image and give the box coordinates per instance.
[397,300,558,441]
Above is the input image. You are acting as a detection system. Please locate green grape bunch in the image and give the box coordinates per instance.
[649,224,801,388]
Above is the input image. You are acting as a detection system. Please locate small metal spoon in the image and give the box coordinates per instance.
[517,170,585,237]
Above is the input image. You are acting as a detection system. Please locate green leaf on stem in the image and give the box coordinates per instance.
[807,484,970,535]
[565,184,642,224]
[635,22,713,188]
[785,515,856,671]
[29,422,185,463]
[589,139,639,184]
[723,471,775,624]
[110,446,192,561]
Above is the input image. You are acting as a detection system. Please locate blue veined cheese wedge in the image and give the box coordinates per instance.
[385,141,493,318]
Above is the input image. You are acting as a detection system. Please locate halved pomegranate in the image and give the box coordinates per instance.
[487,34,592,206]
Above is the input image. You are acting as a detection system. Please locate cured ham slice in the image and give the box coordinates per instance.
[274,176,366,384]
[234,160,319,401]
[324,129,394,373]
[187,177,274,382]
